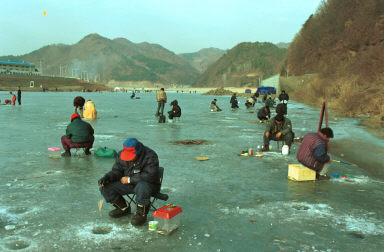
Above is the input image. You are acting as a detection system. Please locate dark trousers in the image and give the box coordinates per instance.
[258,115,268,120]
[156,100,165,116]
[61,135,94,152]
[264,131,293,147]
[100,181,159,206]
[18,97,21,105]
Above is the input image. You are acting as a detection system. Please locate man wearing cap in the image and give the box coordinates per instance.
[61,113,95,157]
[297,128,334,180]
[261,114,294,152]
[98,138,160,226]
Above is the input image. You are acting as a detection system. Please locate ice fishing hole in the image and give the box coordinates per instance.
[92,226,112,234]
[348,231,365,239]
[170,139,209,145]
[8,207,29,214]
[292,205,310,211]
[5,240,30,250]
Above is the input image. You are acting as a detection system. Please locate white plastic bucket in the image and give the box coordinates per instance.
[282,145,289,155]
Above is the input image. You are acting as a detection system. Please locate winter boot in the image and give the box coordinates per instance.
[261,144,270,152]
[61,150,71,157]
[109,197,131,218]
[131,204,150,226]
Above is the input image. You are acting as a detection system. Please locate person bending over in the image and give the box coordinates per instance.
[297,128,334,180]
[210,99,222,111]
[98,138,161,226]
[61,113,94,156]
[73,96,85,117]
[257,106,270,121]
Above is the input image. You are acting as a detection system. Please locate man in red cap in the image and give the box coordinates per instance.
[61,113,94,156]
[98,138,161,226]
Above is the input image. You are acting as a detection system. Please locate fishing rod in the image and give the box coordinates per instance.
[332,159,357,167]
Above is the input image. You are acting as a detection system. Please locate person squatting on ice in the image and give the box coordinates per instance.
[297,128,334,180]
[98,138,161,226]
[210,98,222,111]
[83,100,98,119]
[257,106,270,121]
[168,100,181,120]
[155,88,167,117]
[262,114,294,152]
[61,113,94,157]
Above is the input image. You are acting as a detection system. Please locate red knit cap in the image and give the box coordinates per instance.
[71,113,80,121]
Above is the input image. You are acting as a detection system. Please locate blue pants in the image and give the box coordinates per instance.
[100,181,159,206]
[156,101,165,116]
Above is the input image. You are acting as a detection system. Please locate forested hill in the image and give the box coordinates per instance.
[195,42,286,87]
[0,33,199,85]
[284,0,384,116]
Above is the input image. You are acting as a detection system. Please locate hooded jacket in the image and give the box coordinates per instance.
[83,100,97,119]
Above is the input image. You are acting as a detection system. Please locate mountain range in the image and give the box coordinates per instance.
[0,34,287,87]
[195,42,287,87]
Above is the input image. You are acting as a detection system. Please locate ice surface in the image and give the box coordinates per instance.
[0,91,384,251]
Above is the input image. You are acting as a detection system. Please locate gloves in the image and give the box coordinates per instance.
[98,174,111,186]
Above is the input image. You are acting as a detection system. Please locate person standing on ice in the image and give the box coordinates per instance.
[230,93,239,109]
[155,88,167,117]
[98,138,161,227]
[297,128,334,180]
[278,90,289,114]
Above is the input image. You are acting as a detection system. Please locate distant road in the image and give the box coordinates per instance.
[261,74,280,93]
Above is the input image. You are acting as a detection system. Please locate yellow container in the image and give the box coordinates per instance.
[288,164,316,181]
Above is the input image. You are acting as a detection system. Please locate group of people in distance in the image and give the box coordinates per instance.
[2,87,21,105]
[58,87,334,229]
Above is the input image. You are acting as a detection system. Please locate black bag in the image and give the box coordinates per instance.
[158,115,166,123]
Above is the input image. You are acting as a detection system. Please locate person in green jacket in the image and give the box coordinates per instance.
[61,113,95,157]
[261,114,294,152]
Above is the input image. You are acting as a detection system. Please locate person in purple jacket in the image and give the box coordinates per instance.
[297,128,334,180]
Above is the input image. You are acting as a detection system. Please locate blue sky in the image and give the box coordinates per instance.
[0,0,321,55]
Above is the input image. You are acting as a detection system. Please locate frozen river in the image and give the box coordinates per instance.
[1,91,384,251]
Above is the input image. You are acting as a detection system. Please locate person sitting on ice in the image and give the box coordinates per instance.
[61,113,94,156]
[98,138,161,227]
[167,100,181,120]
[210,99,222,111]
[297,128,334,180]
[261,114,294,152]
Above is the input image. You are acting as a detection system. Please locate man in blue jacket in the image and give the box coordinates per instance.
[98,138,161,226]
